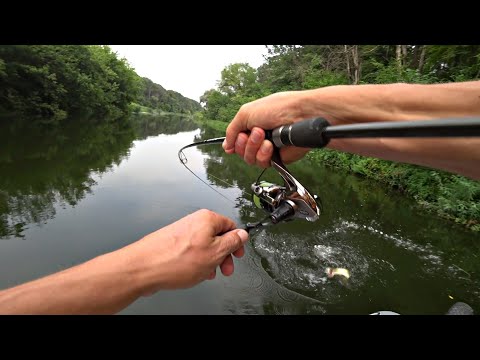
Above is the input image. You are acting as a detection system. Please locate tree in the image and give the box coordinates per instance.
[218,63,259,96]
[0,45,144,124]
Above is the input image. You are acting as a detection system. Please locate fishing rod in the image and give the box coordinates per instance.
[266,117,480,149]
[179,116,480,233]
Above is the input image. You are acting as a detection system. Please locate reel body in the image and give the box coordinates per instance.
[178,134,323,232]
[249,149,322,227]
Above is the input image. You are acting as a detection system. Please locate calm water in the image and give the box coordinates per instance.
[1,115,479,314]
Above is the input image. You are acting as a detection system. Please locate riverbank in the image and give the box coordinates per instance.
[197,117,479,232]
[192,116,228,133]
[130,103,194,117]
[307,149,479,232]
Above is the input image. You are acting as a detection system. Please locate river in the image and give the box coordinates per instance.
[1,115,478,314]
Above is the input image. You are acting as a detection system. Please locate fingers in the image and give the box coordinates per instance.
[224,107,249,154]
[210,252,238,280]
[220,254,234,276]
[201,210,236,236]
[243,127,265,165]
[207,269,216,280]
[230,128,273,168]
[234,133,249,158]
[209,241,245,281]
[215,229,249,257]
[212,231,248,280]
[256,140,273,168]
[233,245,245,258]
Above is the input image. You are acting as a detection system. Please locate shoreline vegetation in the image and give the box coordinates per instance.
[1,45,479,232]
[0,45,202,126]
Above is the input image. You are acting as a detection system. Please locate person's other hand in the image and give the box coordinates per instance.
[121,209,249,296]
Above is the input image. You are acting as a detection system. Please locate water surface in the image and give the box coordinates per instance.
[1,115,478,314]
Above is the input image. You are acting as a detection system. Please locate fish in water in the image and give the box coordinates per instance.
[326,267,350,279]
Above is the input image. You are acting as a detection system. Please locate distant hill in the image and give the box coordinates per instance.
[138,77,202,114]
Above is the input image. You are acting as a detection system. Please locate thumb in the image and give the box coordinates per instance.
[215,229,249,257]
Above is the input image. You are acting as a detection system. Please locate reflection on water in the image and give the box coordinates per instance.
[132,113,199,139]
[0,115,479,314]
[0,114,198,239]
[0,119,136,239]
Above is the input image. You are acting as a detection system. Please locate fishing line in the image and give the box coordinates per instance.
[179,147,236,204]
[205,172,254,199]
[178,136,260,203]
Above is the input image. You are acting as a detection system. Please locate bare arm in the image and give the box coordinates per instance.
[223,81,480,180]
[0,251,143,314]
[0,210,249,314]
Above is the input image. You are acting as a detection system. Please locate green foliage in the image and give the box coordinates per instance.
[0,45,202,126]
[200,63,265,123]
[129,102,142,114]
[219,63,258,96]
[200,89,230,121]
[424,45,480,81]
[192,112,228,133]
[303,69,349,89]
[0,45,141,124]
[307,149,480,231]
[362,60,436,84]
[87,45,142,119]
[258,45,305,92]
[202,119,228,133]
[138,77,202,114]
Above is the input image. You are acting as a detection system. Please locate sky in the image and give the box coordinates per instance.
[108,45,268,102]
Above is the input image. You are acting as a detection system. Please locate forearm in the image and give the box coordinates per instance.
[0,250,145,314]
[300,81,480,179]
[0,210,245,314]
[303,81,480,123]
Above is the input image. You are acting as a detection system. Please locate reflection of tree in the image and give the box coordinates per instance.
[0,119,136,238]
[131,114,199,139]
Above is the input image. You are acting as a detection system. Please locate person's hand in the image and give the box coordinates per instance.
[0,209,249,315]
[119,209,249,296]
[222,91,315,168]
[222,81,480,178]
[222,84,460,169]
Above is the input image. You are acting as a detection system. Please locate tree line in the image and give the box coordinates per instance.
[0,45,201,127]
[200,45,480,122]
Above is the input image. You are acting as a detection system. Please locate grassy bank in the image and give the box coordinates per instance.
[192,113,228,133]
[307,149,480,232]
[129,103,193,117]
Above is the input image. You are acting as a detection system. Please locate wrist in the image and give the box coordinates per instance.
[112,234,175,296]
[95,249,150,299]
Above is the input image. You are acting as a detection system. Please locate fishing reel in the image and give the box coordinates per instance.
[178,130,323,232]
[247,148,322,230]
